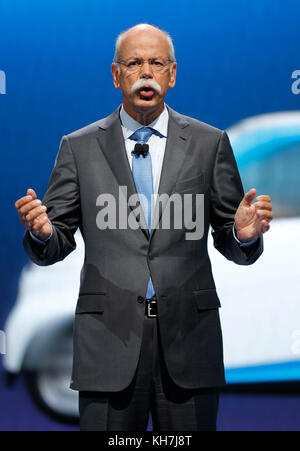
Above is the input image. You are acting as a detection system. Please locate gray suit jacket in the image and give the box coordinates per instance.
[23,106,263,391]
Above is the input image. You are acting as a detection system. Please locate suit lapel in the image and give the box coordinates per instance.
[150,107,190,236]
[96,107,149,239]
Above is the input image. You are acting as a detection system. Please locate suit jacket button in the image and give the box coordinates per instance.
[137,296,144,303]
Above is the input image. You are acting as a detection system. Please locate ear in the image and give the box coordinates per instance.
[112,63,120,89]
[168,62,177,89]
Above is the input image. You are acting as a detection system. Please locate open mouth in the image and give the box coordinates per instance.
[138,86,155,99]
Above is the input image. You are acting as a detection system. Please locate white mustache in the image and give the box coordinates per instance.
[131,78,162,95]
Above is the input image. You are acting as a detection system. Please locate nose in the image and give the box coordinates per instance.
[139,61,153,79]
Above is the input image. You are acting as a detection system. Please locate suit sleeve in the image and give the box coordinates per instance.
[23,135,81,266]
[210,130,263,265]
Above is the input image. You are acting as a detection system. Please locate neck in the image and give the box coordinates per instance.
[123,102,165,125]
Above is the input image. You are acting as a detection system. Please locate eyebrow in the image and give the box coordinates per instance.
[125,55,167,60]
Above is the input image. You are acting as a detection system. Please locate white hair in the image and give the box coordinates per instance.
[113,24,176,74]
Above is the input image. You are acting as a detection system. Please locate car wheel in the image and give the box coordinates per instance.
[24,367,79,424]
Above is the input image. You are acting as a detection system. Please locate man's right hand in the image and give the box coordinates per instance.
[15,188,53,242]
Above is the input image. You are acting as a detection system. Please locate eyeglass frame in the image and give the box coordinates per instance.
[114,56,176,72]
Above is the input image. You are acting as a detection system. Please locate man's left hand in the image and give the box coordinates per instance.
[234,188,273,243]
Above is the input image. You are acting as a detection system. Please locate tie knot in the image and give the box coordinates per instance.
[130,127,156,144]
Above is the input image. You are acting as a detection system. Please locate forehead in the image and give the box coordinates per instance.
[120,29,169,59]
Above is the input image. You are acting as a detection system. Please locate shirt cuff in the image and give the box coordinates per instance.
[232,224,258,247]
[29,229,52,245]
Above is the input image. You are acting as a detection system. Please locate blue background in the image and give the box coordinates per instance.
[0,0,299,430]
[1,0,300,325]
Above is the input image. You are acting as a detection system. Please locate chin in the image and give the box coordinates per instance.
[134,96,161,110]
[136,99,156,108]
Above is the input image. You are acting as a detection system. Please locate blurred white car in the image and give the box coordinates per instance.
[4,111,300,420]
[4,232,84,421]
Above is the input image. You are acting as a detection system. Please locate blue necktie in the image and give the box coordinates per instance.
[130,127,155,300]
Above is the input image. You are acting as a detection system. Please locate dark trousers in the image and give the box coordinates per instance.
[79,314,219,431]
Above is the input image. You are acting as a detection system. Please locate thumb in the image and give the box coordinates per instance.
[27,188,37,200]
[241,188,256,206]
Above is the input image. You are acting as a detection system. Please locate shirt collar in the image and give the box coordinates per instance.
[120,104,169,140]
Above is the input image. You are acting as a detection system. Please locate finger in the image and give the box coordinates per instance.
[15,195,34,210]
[256,195,271,202]
[27,188,37,200]
[241,188,256,206]
[26,211,48,231]
[17,201,38,225]
[15,188,38,210]
[19,199,42,216]
[17,210,28,225]
[256,209,273,221]
[31,214,49,233]
[255,201,273,211]
[25,205,47,223]
[261,219,271,233]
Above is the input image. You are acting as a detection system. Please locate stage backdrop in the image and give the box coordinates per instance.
[0,0,300,426]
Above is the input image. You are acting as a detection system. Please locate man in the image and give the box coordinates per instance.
[15,24,273,431]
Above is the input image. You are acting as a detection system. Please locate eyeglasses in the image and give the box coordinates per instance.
[115,57,175,73]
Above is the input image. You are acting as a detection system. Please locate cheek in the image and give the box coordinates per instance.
[126,77,141,95]
[157,81,169,95]
[119,73,136,92]
[156,74,171,91]
[120,81,134,96]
